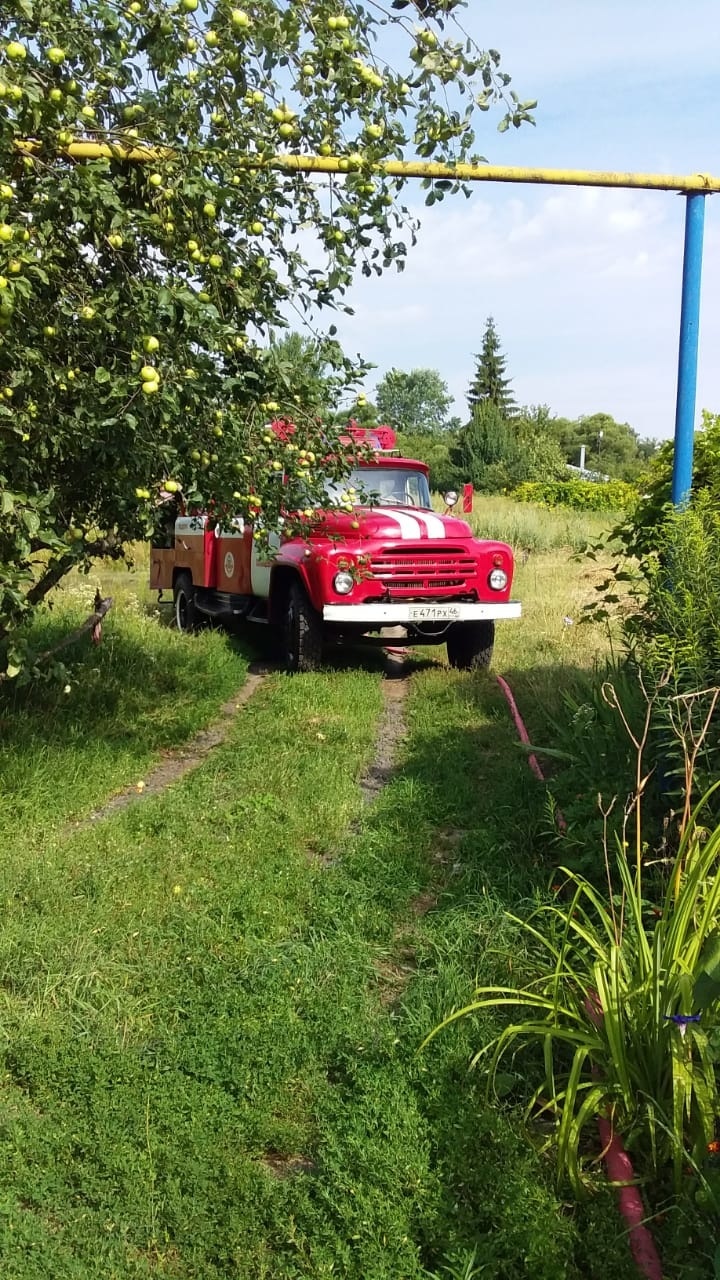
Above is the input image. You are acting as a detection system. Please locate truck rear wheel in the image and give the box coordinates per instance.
[174,572,198,634]
[446,620,495,670]
[284,580,323,673]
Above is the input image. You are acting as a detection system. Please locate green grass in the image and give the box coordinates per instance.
[0,525,677,1278]
[0,586,248,842]
[457,493,615,554]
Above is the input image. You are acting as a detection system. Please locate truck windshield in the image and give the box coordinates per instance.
[324,467,432,509]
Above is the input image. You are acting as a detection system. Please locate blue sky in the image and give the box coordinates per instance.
[329,0,720,440]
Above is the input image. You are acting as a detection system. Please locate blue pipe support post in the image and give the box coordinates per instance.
[672,193,706,505]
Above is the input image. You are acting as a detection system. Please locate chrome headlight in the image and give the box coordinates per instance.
[333,570,354,595]
[489,568,508,591]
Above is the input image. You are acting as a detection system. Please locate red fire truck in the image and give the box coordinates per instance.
[149,426,521,671]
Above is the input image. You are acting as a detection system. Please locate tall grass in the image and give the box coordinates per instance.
[434,493,615,554]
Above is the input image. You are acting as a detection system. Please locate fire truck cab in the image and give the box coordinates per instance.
[150,426,521,672]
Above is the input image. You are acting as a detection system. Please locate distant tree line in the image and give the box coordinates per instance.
[269,323,659,495]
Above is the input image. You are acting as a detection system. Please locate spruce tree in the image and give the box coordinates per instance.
[467,317,516,416]
[449,400,517,489]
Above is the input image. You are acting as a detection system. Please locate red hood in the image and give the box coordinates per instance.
[312,505,474,542]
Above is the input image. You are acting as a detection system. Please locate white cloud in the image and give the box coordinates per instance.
[330,182,720,441]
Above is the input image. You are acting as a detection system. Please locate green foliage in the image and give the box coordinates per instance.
[549,412,657,482]
[265,330,366,415]
[509,405,569,485]
[397,428,458,493]
[467,316,516,417]
[0,0,532,674]
[514,479,637,512]
[376,366,453,434]
[628,410,720,554]
[622,493,720,810]
[431,787,720,1198]
[450,400,516,490]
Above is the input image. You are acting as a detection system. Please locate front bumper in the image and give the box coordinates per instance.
[323,601,522,624]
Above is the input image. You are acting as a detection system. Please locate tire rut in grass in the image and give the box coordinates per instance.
[73,668,267,829]
[358,656,411,806]
[374,825,470,1008]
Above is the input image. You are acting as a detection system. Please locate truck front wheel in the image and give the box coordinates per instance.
[174,572,198,634]
[284,580,323,673]
[446,620,495,670]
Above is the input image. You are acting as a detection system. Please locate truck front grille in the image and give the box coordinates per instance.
[369,546,476,596]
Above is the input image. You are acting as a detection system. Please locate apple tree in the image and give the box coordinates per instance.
[0,0,535,674]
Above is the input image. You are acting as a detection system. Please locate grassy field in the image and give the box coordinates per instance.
[0,508,651,1279]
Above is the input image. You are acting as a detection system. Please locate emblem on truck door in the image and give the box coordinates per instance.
[224,551,235,579]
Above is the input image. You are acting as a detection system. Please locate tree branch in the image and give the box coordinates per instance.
[0,596,114,684]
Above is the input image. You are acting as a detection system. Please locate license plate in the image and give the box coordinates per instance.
[408,604,461,622]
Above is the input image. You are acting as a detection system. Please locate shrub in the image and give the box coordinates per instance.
[623,492,720,811]
[514,479,637,512]
[628,409,720,554]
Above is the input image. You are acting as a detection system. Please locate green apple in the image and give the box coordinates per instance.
[143,335,160,354]
[49,87,63,103]
[181,0,198,10]
[47,45,66,64]
[208,254,222,268]
[8,260,22,274]
[80,104,96,120]
[202,200,217,217]
[5,41,27,61]
[141,379,159,395]
[80,305,96,320]
[187,238,199,252]
[191,450,201,462]
[278,122,295,139]
[0,184,13,201]
[108,233,123,249]
[164,480,180,493]
[148,172,163,187]
[204,29,219,47]
[231,8,251,29]
[43,324,56,335]
[301,63,315,77]
[0,223,13,244]
[249,220,264,235]
[140,365,159,382]
[0,276,8,289]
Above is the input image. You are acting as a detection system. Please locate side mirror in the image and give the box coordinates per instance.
[443,490,458,509]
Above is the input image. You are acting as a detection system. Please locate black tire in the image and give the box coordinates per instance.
[283,580,323,673]
[174,572,198,634]
[446,620,495,670]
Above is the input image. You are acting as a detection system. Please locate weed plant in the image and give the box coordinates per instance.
[429,683,720,1276]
